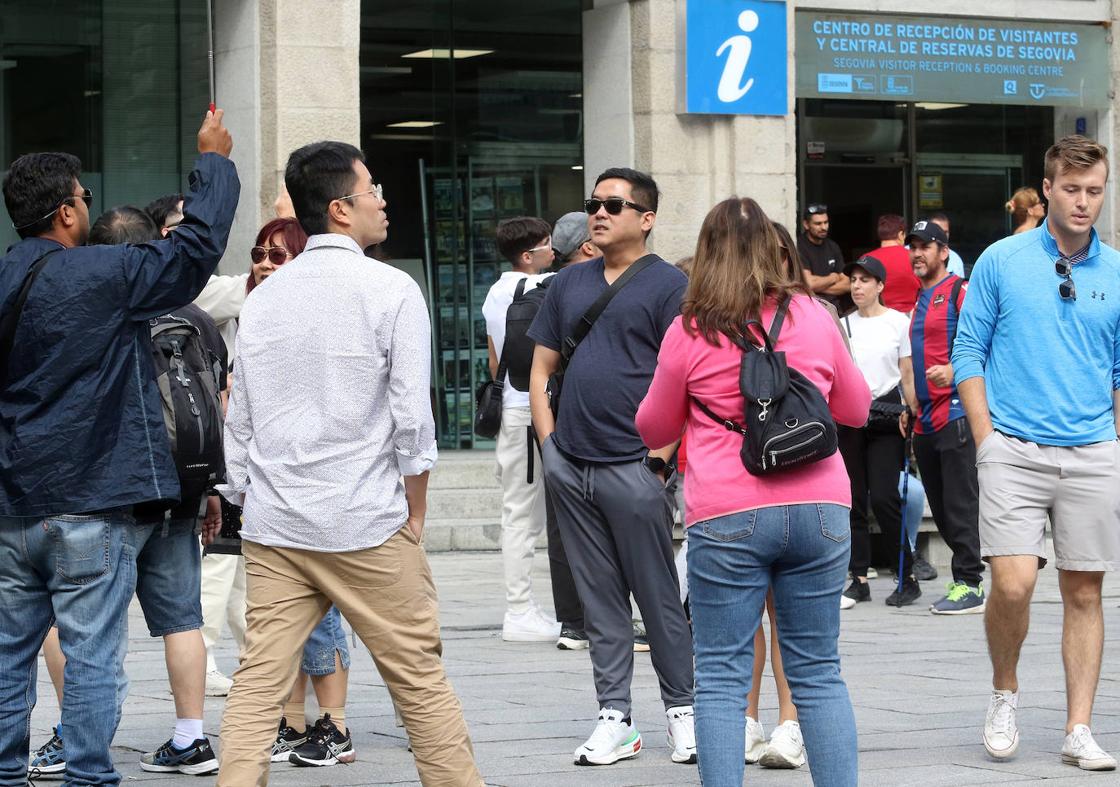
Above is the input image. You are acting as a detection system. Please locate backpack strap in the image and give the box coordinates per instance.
[493,277,530,387]
[559,254,658,370]
[692,396,748,436]
[0,249,61,389]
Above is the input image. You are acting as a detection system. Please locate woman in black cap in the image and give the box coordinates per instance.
[838,256,921,609]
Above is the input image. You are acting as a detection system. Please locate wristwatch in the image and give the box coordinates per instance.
[643,456,667,474]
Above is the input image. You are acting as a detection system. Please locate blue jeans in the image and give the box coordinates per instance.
[688,504,858,787]
[0,509,140,786]
[301,606,350,676]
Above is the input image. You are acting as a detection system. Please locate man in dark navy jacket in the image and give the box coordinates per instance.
[0,109,237,786]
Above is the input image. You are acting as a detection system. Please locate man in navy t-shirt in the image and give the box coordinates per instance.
[528,168,696,767]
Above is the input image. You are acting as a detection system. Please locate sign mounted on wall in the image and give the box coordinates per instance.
[795,11,1108,108]
[678,0,788,116]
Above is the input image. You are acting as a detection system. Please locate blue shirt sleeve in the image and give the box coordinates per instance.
[951,249,998,383]
[124,154,240,320]
[1112,311,1120,391]
[657,275,687,337]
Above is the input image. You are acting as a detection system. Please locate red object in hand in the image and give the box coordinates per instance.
[209,102,216,113]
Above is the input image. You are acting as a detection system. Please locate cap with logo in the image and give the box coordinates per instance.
[843,255,887,283]
[552,211,591,259]
[905,219,949,246]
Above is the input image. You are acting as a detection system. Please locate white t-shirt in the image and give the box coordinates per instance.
[482,271,554,408]
[843,308,912,398]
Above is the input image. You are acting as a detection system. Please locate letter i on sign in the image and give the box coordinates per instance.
[716,10,760,102]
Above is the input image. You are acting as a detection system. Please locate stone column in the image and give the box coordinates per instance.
[584,0,798,263]
[215,0,361,274]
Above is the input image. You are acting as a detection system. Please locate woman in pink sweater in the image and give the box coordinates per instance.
[636,197,869,787]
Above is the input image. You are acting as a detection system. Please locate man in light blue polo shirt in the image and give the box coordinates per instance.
[953,136,1120,772]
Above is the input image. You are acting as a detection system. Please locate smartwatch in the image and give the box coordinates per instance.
[643,456,667,474]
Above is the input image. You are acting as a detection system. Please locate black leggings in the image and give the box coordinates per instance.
[838,423,911,578]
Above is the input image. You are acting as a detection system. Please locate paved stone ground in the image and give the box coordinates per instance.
[27,552,1120,786]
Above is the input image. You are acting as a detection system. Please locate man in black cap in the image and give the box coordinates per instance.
[797,202,851,313]
[906,219,985,616]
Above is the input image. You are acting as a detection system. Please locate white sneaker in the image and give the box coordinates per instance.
[840,594,857,610]
[574,709,641,766]
[1062,724,1117,770]
[745,716,766,764]
[205,669,233,697]
[666,706,697,764]
[983,690,1020,760]
[759,720,806,769]
[502,606,561,642]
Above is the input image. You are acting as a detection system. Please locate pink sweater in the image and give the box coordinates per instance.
[636,295,871,526]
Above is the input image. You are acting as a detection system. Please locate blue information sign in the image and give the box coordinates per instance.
[679,0,788,116]
[795,11,1109,108]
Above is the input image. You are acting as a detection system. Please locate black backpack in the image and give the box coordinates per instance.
[504,276,550,392]
[694,297,838,475]
[149,314,225,506]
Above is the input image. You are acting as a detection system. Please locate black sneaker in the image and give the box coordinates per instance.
[139,737,219,775]
[557,625,590,650]
[289,715,356,767]
[885,576,922,607]
[270,717,307,763]
[913,556,938,581]
[840,579,870,609]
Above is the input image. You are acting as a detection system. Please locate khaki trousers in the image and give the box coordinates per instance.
[216,528,483,787]
[495,406,546,612]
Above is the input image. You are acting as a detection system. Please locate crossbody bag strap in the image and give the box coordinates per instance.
[559,254,659,370]
[692,396,748,436]
[948,276,965,353]
[0,249,61,388]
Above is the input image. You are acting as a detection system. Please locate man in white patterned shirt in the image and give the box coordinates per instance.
[216,141,482,787]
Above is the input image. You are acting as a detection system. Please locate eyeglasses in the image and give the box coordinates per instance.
[583,197,651,216]
[1055,256,1077,300]
[337,184,384,203]
[250,246,293,266]
[806,203,828,215]
[11,187,94,231]
[525,244,552,254]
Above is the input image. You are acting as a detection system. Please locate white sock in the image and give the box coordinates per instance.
[173,718,204,749]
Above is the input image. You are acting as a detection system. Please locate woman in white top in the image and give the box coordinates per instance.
[838,257,920,609]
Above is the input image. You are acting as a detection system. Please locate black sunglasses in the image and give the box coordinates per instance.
[583,197,651,216]
[806,203,828,215]
[68,187,94,209]
[1055,257,1077,300]
[250,246,292,265]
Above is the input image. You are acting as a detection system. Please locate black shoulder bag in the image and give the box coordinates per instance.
[0,250,60,389]
[693,297,838,475]
[473,279,526,439]
[547,254,658,419]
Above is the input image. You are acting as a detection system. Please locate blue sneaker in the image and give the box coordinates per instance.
[28,725,65,776]
[139,737,219,775]
[930,581,985,615]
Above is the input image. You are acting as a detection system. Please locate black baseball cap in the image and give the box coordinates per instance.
[905,220,948,246]
[843,256,887,283]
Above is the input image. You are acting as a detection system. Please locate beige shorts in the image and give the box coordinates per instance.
[976,430,1120,571]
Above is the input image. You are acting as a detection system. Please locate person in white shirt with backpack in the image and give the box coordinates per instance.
[482,216,562,642]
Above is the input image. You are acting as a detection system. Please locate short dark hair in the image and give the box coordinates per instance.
[802,203,828,220]
[284,141,366,236]
[145,193,184,229]
[2,152,83,239]
[877,214,906,240]
[88,206,160,246]
[594,167,659,213]
[495,216,552,264]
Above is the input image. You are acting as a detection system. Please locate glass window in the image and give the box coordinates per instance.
[0,1,209,249]
[361,0,583,448]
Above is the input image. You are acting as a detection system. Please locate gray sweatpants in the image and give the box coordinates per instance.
[541,436,694,716]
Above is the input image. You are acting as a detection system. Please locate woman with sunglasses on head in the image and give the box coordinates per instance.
[636,197,870,787]
[836,257,921,611]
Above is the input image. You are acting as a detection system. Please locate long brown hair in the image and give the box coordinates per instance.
[682,197,808,346]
